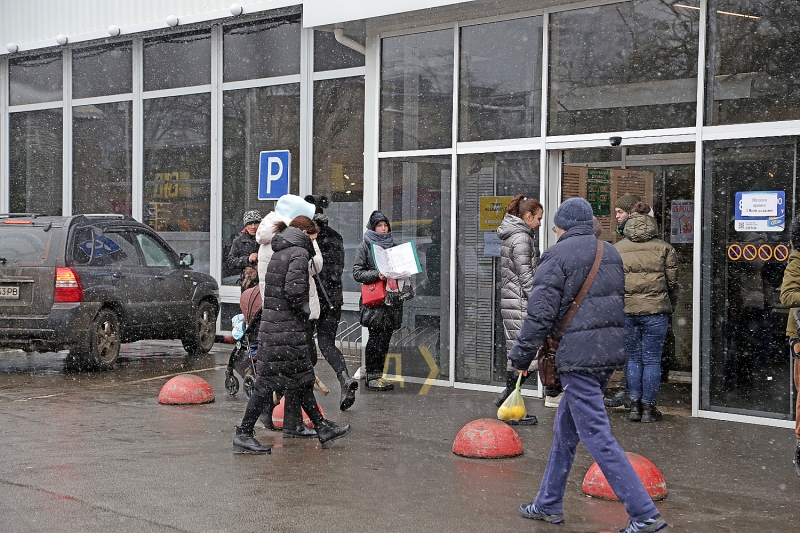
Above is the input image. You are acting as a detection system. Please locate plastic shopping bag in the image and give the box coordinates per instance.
[231,314,245,341]
[497,372,527,421]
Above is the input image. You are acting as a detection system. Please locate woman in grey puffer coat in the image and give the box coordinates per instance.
[493,194,543,411]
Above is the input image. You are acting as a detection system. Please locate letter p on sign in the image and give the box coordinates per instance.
[258,150,291,200]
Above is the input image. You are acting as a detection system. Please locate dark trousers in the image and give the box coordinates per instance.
[316,305,347,376]
[534,370,658,522]
[239,386,272,433]
[284,385,324,429]
[365,326,394,375]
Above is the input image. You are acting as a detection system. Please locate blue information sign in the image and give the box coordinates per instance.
[734,190,785,232]
[258,150,291,200]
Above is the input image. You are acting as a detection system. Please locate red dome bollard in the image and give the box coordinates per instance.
[582,452,667,501]
[158,374,215,405]
[452,418,524,459]
[270,396,325,429]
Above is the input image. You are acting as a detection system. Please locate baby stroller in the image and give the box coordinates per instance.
[224,286,262,398]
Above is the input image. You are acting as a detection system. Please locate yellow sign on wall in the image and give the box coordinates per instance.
[479,196,513,231]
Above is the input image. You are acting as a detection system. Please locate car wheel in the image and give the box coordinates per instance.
[86,309,122,370]
[182,300,217,357]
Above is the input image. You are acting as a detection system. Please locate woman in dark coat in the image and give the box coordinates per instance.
[353,211,403,391]
[232,216,351,453]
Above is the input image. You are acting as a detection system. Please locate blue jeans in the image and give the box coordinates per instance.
[625,314,669,404]
[534,370,659,522]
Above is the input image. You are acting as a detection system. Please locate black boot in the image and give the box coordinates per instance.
[494,371,526,407]
[233,426,271,454]
[283,422,318,439]
[794,441,800,477]
[604,387,630,408]
[338,370,359,411]
[629,399,642,422]
[316,420,351,449]
[365,372,394,391]
[640,402,663,423]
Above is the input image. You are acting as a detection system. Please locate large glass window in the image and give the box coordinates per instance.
[73,102,132,215]
[313,77,365,292]
[702,137,794,419]
[548,0,700,136]
[9,110,63,215]
[144,32,211,92]
[223,15,301,82]
[456,152,540,385]
[314,27,366,72]
[459,17,543,141]
[143,94,211,273]
[379,157,451,381]
[9,52,62,106]
[221,84,300,285]
[380,29,454,152]
[72,43,132,99]
[707,1,800,125]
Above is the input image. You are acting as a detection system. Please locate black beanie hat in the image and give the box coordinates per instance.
[367,210,391,232]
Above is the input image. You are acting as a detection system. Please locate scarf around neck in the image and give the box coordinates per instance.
[364,230,394,249]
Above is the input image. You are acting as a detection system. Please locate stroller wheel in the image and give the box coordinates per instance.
[225,372,240,395]
[243,375,255,399]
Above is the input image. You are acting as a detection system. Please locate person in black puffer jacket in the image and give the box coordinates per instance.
[232,216,351,453]
[305,195,359,411]
[353,210,403,391]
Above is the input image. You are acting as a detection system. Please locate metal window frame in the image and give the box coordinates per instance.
[0,56,7,213]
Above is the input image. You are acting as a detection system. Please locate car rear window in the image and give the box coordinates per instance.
[0,225,55,265]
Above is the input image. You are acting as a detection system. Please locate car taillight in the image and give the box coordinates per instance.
[55,267,84,303]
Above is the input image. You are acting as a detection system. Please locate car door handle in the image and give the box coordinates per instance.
[112,272,124,279]
[154,275,165,280]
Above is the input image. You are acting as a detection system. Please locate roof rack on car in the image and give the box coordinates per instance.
[0,213,45,219]
[81,214,132,219]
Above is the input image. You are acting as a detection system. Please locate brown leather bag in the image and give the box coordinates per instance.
[536,241,605,387]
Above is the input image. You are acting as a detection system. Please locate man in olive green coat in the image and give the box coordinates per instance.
[615,204,678,423]
[778,214,800,476]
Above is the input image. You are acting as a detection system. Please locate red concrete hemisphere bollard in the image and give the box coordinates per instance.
[158,374,215,405]
[452,418,524,458]
[582,452,668,501]
[270,396,325,429]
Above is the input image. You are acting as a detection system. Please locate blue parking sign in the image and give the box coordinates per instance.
[258,150,291,200]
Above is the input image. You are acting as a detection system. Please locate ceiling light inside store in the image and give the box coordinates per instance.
[108,25,121,37]
[166,15,179,27]
[230,4,243,16]
[675,4,761,19]
[56,34,68,45]
[6,43,18,53]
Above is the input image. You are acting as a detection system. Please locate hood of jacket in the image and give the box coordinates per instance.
[367,210,391,232]
[622,213,658,243]
[497,213,535,241]
[272,226,315,257]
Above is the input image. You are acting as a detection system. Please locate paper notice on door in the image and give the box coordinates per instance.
[371,241,422,279]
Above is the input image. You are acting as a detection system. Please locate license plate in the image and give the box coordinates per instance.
[0,286,20,299]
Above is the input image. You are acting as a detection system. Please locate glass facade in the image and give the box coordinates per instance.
[9,110,63,215]
[224,15,301,82]
[72,43,132,99]
[314,28,366,71]
[8,52,62,106]
[144,31,211,91]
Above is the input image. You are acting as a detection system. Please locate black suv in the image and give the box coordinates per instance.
[0,214,219,369]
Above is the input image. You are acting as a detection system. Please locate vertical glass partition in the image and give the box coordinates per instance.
[9,110,63,215]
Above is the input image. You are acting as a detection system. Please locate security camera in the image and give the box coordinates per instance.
[609,136,622,147]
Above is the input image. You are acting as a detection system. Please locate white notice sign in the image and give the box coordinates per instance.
[739,192,778,217]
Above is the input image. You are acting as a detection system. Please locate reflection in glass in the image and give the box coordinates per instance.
[314,28,365,72]
[702,137,794,417]
[549,0,699,135]
[459,17,543,141]
[73,102,132,215]
[9,110,63,215]
[707,1,800,125]
[456,152,540,384]
[9,53,62,106]
[144,32,211,91]
[223,15,301,82]
[72,43,132,99]
[380,30,453,152]
[222,85,300,285]
[313,77,365,293]
[143,94,211,273]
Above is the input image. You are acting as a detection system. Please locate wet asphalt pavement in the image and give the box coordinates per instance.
[0,341,797,533]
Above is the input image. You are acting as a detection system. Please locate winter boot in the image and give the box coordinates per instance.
[794,440,800,477]
[640,402,663,423]
[338,370,359,411]
[494,370,527,407]
[316,420,352,449]
[282,422,318,439]
[365,372,394,391]
[233,426,271,454]
[604,387,631,408]
[259,400,277,431]
[629,399,642,422]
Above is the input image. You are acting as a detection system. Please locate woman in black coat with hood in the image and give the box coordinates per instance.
[353,210,403,391]
[233,216,351,453]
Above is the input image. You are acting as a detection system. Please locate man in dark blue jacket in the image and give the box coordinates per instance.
[509,198,667,533]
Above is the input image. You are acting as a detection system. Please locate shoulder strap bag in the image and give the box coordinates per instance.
[536,241,605,387]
